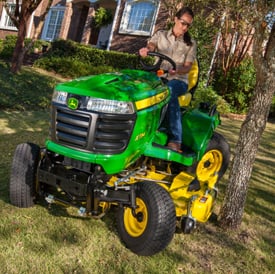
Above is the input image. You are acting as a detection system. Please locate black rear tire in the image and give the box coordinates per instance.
[9,143,40,207]
[117,181,176,256]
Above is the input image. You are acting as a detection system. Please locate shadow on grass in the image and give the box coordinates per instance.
[0,61,59,111]
[0,111,49,204]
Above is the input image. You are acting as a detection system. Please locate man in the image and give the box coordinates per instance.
[139,7,197,152]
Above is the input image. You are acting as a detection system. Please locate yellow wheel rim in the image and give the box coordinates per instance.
[196,149,223,181]
[124,197,148,237]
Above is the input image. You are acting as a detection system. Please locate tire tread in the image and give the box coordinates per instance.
[9,143,40,208]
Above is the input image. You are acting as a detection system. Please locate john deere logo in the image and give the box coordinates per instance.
[67,97,79,110]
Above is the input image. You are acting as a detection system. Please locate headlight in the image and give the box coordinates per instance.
[52,90,68,104]
[87,98,135,114]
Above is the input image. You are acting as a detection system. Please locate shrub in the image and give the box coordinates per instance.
[0,36,51,61]
[190,16,219,80]
[50,39,77,56]
[34,39,140,76]
[25,39,50,53]
[192,81,231,114]
[34,56,115,78]
[93,7,113,28]
[269,95,275,119]
[0,35,17,60]
[213,58,256,114]
[0,39,3,53]
[47,39,140,69]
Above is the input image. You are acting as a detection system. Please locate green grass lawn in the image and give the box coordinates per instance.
[0,63,274,273]
[1,114,274,274]
[0,61,62,111]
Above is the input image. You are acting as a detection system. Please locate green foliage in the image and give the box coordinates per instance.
[213,58,256,113]
[269,95,275,118]
[93,7,113,28]
[192,81,231,114]
[49,39,75,56]
[0,36,51,60]
[190,16,219,80]
[0,35,17,60]
[103,50,141,69]
[35,56,115,78]
[25,38,50,53]
[0,39,3,53]
[34,39,140,77]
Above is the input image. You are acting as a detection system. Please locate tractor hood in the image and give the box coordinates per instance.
[54,69,168,103]
[47,69,171,172]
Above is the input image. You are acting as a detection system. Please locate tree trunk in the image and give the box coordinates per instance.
[11,15,29,73]
[9,0,43,74]
[219,22,275,229]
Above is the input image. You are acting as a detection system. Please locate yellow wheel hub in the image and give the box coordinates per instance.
[124,197,148,237]
[197,149,223,181]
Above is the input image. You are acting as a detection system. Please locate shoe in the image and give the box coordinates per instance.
[167,142,182,153]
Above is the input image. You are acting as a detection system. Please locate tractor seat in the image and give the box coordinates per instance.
[178,59,199,107]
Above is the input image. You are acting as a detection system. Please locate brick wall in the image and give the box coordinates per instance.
[109,1,169,54]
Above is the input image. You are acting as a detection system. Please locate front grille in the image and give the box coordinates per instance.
[94,115,135,151]
[51,106,136,154]
[56,109,90,148]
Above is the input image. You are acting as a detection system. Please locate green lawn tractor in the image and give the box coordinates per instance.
[9,52,230,256]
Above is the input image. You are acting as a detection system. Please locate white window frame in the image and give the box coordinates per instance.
[0,1,18,30]
[119,0,160,36]
[41,5,65,42]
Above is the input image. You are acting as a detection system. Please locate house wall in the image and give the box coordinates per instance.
[109,0,169,54]
[0,0,63,40]
[28,0,54,38]
[0,28,16,39]
[0,0,254,58]
[0,4,17,39]
[0,0,169,54]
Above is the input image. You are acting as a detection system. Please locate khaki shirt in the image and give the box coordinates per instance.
[148,29,197,83]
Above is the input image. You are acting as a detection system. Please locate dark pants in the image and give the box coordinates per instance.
[167,79,188,143]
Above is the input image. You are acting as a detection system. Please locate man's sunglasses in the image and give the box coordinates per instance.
[178,19,192,28]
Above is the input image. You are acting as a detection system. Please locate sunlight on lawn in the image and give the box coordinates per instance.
[0,111,48,136]
[0,118,16,134]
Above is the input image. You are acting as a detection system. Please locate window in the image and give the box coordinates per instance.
[0,2,18,30]
[119,0,159,36]
[41,6,65,41]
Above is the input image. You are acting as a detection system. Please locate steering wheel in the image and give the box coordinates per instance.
[139,52,176,73]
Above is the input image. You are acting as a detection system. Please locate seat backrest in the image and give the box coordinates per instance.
[187,59,199,93]
[178,59,199,107]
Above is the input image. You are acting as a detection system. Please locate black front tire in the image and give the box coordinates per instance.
[9,143,40,208]
[117,181,176,256]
